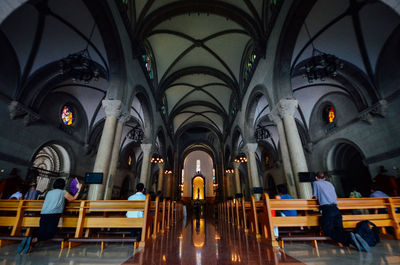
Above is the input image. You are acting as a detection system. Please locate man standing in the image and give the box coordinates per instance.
[313,172,369,252]
[126,183,146,238]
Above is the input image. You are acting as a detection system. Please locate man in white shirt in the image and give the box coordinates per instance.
[126,183,146,238]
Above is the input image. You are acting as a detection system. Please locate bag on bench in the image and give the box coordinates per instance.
[354,220,380,247]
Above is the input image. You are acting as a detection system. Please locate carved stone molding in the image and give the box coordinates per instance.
[277,99,298,117]
[9,101,40,126]
[102,100,122,118]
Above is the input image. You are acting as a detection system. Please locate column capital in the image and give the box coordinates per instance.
[268,107,282,125]
[244,142,258,153]
[118,113,131,124]
[277,99,298,117]
[102,100,122,118]
[233,161,240,169]
[140,143,153,153]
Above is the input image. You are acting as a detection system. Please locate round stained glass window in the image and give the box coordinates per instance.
[61,105,74,126]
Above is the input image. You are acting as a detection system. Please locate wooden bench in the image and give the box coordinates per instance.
[219,194,400,250]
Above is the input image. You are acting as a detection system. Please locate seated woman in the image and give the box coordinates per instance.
[17,178,82,254]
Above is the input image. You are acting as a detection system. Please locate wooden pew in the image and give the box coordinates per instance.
[261,194,400,249]
[72,194,152,248]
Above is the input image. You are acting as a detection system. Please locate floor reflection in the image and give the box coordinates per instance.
[123,216,301,265]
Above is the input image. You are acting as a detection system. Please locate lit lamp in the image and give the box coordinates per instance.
[164,170,172,174]
[234,154,247,163]
[225,169,234,174]
[150,154,164,163]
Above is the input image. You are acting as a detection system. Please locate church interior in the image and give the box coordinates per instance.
[0,0,400,264]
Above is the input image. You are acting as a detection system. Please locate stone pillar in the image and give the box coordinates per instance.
[139,143,153,189]
[233,162,241,196]
[244,143,262,200]
[226,172,234,199]
[88,100,121,200]
[103,114,129,200]
[268,111,298,198]
[277,99,312,198]
[157,162,165,193]
[165,171,172,198]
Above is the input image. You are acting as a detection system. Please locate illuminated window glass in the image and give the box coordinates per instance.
[243,49,256,82]
[128,155,132,166]
[142,54,153,79]
[212,169,215,183]
[196,160,201,174]
[61,105,74,126]
[323,105,336,123]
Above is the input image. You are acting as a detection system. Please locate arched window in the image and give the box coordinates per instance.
[243,49,256,82]
[323,105,336,123]
[141,53,153,80]
[128,155,133,167]
[61,105,74,126]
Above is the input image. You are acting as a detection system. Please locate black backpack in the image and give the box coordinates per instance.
[354,220,380,247]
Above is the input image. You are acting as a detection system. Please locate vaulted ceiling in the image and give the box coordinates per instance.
[131,0,270,139]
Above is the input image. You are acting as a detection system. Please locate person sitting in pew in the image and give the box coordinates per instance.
[126,183,146,239]
[276,184,297,217]
[313,171,370,252]
[17,178,82,254]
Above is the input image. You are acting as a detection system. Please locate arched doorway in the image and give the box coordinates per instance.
[31,143,71,192]
[192,175,205,200]
[327,143,372,197]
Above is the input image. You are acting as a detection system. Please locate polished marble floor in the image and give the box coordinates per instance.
[0,215,399,265]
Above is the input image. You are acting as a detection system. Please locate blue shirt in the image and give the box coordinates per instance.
[280,194,297,216]
[126,192,146,218]
[313,179,337,206]
[370,190,389,198]
[24,189,41,200]
[41,189,66,214]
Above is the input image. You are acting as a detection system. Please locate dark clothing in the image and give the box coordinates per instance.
[321,204,350,245]
[130,228,142,239]
[36,213,62,241]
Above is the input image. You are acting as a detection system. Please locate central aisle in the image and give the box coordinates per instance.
[123,215,303,265]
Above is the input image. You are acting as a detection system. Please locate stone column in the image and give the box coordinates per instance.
[157,162,165,193]
[233,162,241,197]
[103,114,130,200]
[244,143,262,200]
[139,143,153,189]
[277,99,312,198]
[226,172,234,199]
[165,171,172,198]
[268,111,298,198]
[88,100,121,200]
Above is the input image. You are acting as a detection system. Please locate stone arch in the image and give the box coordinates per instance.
[326,139,372,197]
[376,24,400,98]
[134,88,154,139]
[244,86,271,141]
[31,141,74,174]
[231,126,244,154]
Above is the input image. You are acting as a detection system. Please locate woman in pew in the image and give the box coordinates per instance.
[17,178,82,254]
[276,184,297,217]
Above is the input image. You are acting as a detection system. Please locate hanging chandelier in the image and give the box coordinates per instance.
[255,125,271,141]
[151,154,164,164]
[234,154,247,163]
[59,48,100,84]
[127,126,144,143]
[303,48,344,83]
[225,169,234,174]
[59,23,100,84]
